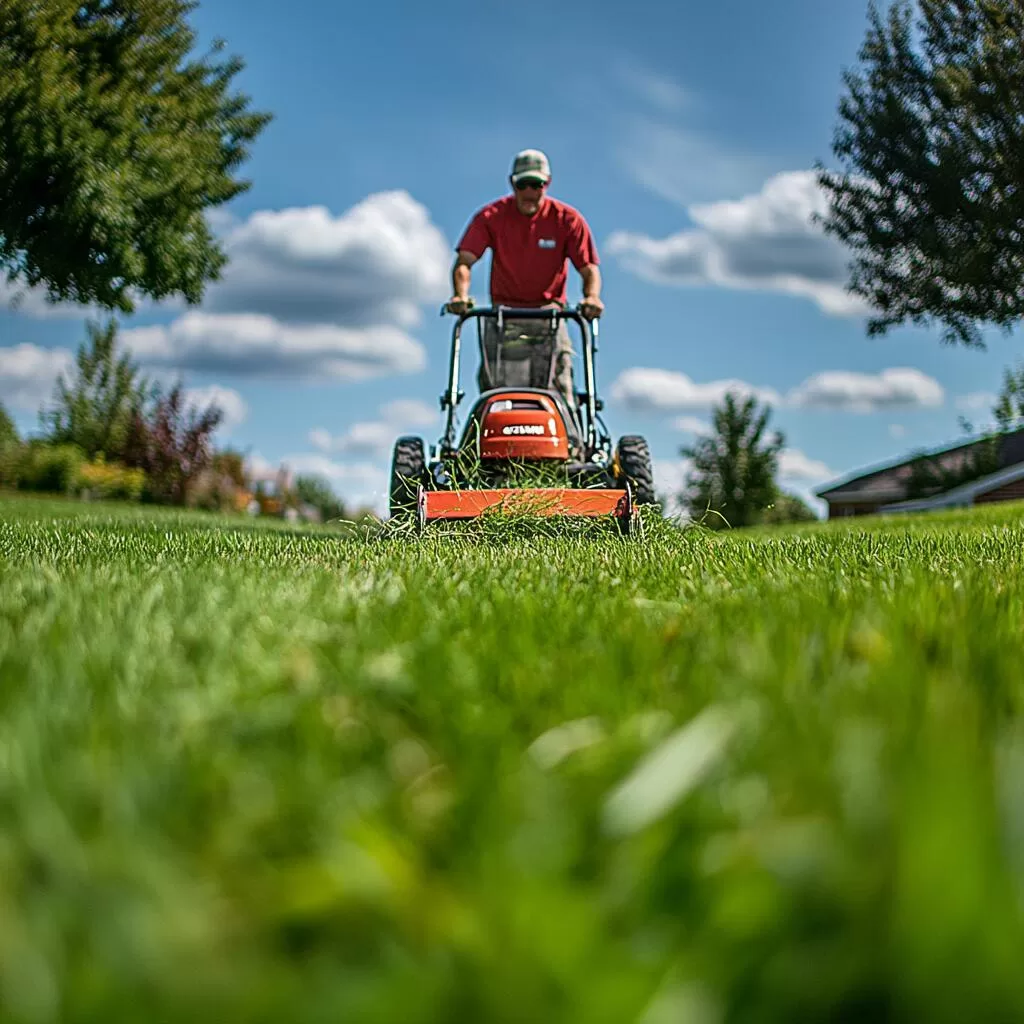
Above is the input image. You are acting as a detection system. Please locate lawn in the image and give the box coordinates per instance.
[2,492,1024,1022]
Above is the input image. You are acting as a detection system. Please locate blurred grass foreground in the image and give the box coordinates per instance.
[2,493,1024,1022]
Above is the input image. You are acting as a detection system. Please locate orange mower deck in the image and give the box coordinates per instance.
[416,484,636,534]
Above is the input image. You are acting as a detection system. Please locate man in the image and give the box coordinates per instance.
[446,149,603,409]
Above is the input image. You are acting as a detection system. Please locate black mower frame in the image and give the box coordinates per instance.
[438,304,609,460]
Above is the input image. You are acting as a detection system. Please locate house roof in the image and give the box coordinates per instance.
[815,426,1024,503]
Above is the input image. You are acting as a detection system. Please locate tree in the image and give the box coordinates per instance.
[993,361,1024,432]
[818,0,1024,348]
[0,401,17,448]
[294,474,349,523]
[762,492,818,525]
[907,363,1024,499]
[0,400,20,489]
[0,0,271,313]
[43,318,150,460]
[680,392,785,529]
[123,381,223,504]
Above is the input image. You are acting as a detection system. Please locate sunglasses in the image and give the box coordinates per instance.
[514,178,547,191]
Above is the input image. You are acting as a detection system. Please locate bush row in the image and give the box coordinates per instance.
[0,441,147,501]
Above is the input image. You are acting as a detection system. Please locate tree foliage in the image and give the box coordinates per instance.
[993,360,1024,431]
[908,362,1024,499]
[43,318,149,460]
[0,401,17,448]
[818,0,1024,348]
[680,392,786,529]
[43,317,224,504]
[0,0,271,312]
[294,474,348,523]
[761,491,818,525]
[123,381,223,504]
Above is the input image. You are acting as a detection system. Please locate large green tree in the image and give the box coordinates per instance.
[0,0,271,313]
[0,401,17,449]
[818,0,1024,348]
[680,392,786,529]
[42,318,149,459]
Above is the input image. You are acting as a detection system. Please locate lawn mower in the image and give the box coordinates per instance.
[388,304,655,534]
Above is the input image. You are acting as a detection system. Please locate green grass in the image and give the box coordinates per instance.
[3,492,1024,1022]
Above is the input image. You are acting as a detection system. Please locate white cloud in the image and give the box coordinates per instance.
[0,272,185,322]
[105,192,447,388]
[281,454,385,486]
[610,367,781,413]
[585,55,766,208]
[616,121,764,210]
[0,344,250,434]
[778,448,833,482]
[245,452,285,486]
[652,457,694,518]
[613,58,692,113]
[788,367,944,412]
[122,312,425,382]
[0,191,450,335]
[308,428,333,453]
[673,415,710,434]
[612,363,943,422]
[607,170,868,317]
[955,391,996,413]
[204,191,450,329]
[310,420,396,457]
[0,344,73,411]
[0,277,106,321]
[309,398,438,457]
[889,423,907,439]
[378,399,438,425]
[183,385,248,433]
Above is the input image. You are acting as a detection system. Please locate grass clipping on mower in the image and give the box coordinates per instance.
[425,459,650,542]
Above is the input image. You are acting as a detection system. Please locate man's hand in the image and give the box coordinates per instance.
[579,295,604,320]
[445,296,474,314]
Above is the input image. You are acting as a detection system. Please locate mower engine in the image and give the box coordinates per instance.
[477,392,569,461]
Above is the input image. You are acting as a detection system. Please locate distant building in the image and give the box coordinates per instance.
[816,427,1024,519]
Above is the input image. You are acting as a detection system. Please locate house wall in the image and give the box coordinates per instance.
[826,502,882,519]
[974,480,1024,505]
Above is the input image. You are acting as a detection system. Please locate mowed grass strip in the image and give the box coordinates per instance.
[1,493,1024,1022]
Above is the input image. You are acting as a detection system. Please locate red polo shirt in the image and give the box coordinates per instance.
[455,195,599,307]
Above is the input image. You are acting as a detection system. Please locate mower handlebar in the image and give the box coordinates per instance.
[440,302,599,324]
[438,302,602,453]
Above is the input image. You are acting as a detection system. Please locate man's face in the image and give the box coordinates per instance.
[512,177,547,215]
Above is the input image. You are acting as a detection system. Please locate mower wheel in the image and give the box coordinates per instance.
[389,436,426,519]
[615,435,656,505]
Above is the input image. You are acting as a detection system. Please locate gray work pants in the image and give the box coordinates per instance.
[477,318,576,408]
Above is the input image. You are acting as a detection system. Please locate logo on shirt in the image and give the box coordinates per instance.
[537,238,556,249]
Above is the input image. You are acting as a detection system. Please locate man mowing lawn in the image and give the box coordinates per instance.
[446,149,604,407]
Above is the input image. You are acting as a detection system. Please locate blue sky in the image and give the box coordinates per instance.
[2,0,1019,515]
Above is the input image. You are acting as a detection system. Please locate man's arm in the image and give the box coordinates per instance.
[578,263,603,319]
[446,249,479,313]
[567,210,603,319]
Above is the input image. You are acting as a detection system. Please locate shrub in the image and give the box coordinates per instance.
[123,382,223,505]
[77,457,147,502]
[761,491,819,525]
[0,441,22,489]
[16,443,85,494]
